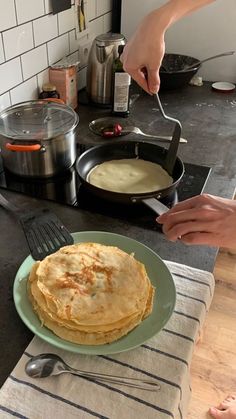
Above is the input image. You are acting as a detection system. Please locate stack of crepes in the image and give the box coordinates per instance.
[28,242,155,345]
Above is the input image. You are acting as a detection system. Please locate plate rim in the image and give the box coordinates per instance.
[13,231,176,355]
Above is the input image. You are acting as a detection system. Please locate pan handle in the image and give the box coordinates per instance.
[0,192,19,214]
[142,197,169,216]
[155,94,182,176]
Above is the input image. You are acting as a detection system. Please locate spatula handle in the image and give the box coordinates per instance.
[155,94,182,175]
[0,192,19,214]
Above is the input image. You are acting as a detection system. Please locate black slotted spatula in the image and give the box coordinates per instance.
[0,192,74,260]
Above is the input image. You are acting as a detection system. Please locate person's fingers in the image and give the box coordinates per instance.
[125,68,151,94]
[209,407,227,418]
[216,401,231,410]
[180,232,220,246]
[158,194,222,222]
[157,197,201,223]
[225,395,236,402]
[146,68,160,93]
[215,397,236,409]
[162,220,218,242]
[158,207,220,231]
[159,209,220,240]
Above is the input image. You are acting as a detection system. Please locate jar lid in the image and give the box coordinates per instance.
[96,33,125,46]
[0,100,79,141]
[42,83,57,92]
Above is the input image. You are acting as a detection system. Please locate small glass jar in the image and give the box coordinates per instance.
[39,83,60,99]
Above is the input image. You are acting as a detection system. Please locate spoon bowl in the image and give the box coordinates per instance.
[25,353,160,391]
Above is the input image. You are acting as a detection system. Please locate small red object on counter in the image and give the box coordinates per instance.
[102,130,115,138]
[102,123,123,138]
[113,123,122,136]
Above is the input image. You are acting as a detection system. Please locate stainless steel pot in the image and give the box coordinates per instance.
[0,100,79,178]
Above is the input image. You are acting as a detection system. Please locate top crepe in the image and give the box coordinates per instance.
[87,159,173,193]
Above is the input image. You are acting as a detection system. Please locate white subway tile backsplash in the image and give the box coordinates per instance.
[10,76,38,104]
[58,6,75,35]
[47,34,69,65]
[89,16,104,38]
[33,14,58,46]
[0,92,11,112]
[37,69,50,92]
[69,30,80,53]
[0,0,17,32]
[21,44,48,80]
[67,51,80,66]
[0,36,5,64]
[0,58,22,95]
[96,0,112,16]
[87,1,96,21]
[15,0,45,25]
[0,0,113,104]
[3,23,34,61]
[103,12,112,33]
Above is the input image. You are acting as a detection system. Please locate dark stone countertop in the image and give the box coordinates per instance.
[0,82,236,387]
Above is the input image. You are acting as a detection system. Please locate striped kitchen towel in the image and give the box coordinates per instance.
[0,261,215,419]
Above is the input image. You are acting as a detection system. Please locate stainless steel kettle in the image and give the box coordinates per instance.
[86,33,126,106]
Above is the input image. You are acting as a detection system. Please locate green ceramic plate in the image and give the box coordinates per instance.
[13,231,176,355]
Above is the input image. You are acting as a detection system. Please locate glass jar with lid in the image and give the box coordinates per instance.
[39,83,60,100]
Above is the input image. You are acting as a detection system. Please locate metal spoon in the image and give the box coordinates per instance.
[120,126,187,143]
[25,353,160,392]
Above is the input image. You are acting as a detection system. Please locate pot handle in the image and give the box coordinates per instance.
[5,143,41,152]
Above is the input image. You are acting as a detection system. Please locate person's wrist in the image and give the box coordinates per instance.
[146,7,170,32]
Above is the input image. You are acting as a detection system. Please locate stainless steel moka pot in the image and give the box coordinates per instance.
[86,33,126,106]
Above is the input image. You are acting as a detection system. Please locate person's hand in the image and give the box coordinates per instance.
[157,194,236,248]
[121,9,166,94]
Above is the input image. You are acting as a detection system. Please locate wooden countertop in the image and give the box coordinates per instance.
[188,248,236,418]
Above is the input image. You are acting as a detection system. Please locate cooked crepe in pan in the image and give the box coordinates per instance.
[87,158,173,193]
[28,242,155,345]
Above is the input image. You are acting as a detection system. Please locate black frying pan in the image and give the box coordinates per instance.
[76,94,184,215]
[76,140,184,214]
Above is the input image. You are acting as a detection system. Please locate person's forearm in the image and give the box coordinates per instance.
[151,0,215,31]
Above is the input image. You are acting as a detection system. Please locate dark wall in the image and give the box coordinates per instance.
[112,0,122,32]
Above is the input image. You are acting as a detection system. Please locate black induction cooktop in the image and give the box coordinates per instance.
[0,151,211,231]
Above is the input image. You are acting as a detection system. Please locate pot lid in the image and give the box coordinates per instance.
[0,100,79,141]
